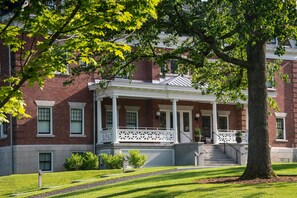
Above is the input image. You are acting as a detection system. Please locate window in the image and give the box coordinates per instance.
[170,59,178,74]
[0,122,7,138]
[38,107,52,134]
[39,153,52,171]
[218,116,228,131]
[106,111,113,128]
[70,108,83,135]
[276,118,285,140]
[160,111,166,128]
[126,112,138,128]
[35,100,55,135]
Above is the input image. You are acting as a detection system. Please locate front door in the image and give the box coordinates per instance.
[168,111,192,143]
[202,115,212,141]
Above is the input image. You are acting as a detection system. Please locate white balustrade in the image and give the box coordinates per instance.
[101,129,113,143]
[217,130,248,144]
[118,129,175,142]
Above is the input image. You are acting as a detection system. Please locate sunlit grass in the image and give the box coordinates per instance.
[0,167,175,197]
[48,164,297,198]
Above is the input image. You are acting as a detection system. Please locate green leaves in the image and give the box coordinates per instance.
[0,0,160,121]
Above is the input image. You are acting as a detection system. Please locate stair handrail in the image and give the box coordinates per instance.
[212,131,246,164]
[180,131,193,142]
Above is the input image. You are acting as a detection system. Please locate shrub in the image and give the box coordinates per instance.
[64,153,84,171]
[100,153,124,169]
[81,152,99,170]
[64,152,99,171]
[128,150,147,168]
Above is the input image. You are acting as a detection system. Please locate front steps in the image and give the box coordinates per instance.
[203,144,238,166]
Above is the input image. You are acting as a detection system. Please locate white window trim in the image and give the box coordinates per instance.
[126,111,138,128]
[275,113,287,141]
[38,152,53,172]
[36,100,55,136]
[218,115,229,131]
[69,102,86,136]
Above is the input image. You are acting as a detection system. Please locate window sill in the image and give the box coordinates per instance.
[36,134,55,138]
[276,139,288,143]
[70,134,86,138]
[0,136,7,140]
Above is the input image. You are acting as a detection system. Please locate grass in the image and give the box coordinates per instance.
[0,167,175,197]
[44,163,297,198]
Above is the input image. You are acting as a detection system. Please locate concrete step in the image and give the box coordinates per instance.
[203,145,237,166]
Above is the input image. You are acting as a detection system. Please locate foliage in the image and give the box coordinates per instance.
[194,127,202,137]
[80,152,99,170]
[134,0,297,179]
[100,153,124,169]
[0,0,159,121]
[128,150,147,168]
[235,131,242,137]
[64,153,84,171]
[64,152,99,171]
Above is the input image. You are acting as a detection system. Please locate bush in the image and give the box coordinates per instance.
[64,152,99,171]
[128,150,147,168]
[100,153,124,169]
[64,153,84,171]
[81,152,99,170]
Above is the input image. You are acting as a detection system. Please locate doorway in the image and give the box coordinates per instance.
[202,115,212,142]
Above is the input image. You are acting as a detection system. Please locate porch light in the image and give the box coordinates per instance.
[195,113,200,120]
[156,111,161,119]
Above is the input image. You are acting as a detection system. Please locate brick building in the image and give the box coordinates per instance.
[0,40,297,175]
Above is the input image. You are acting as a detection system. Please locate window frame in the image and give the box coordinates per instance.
[0,122,7,139]
[38,152,53,172]
[70,108,84,135]
[218,115,229,131]
[126,111,138,128]
[68,102,86,136]
[35,100,55,136]
[275,112,287,141]
[37,107,53,135]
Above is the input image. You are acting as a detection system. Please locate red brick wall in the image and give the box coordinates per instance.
[15,74,94,145]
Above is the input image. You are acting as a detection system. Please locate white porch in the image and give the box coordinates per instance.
[98,128,248,144]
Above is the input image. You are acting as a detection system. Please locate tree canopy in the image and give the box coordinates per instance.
[0,0,159,121]
[135,0,297,179]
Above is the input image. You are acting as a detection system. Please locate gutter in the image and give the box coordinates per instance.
[8,45,14,174]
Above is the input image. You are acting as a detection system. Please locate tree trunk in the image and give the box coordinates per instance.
[241,43,276,179]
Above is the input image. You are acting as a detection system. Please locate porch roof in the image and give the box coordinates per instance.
[88,76,275,103]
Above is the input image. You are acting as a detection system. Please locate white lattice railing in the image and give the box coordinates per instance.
[99,128,175,143]
[118,128,175,142]
[217,130,248,144]
[100,129,113,143]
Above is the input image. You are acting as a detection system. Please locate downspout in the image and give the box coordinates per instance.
[93,91,96,153]
[8,45,14,174]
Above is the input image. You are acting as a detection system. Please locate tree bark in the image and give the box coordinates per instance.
[241,43,276,179]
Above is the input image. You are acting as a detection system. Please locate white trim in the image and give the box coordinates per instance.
[38,152,53,172]
[200,110,230,116]
[275,112,287,118]
[37,107,53,135]
[218,111,230,116]
[124,106,140,111]
[158,104,194,111]
[35,100,55,107]
[276,117,286,141]
[0,122,7,139]
[70,107,85,136]
[36,134,55,138]
[68,102,86,109]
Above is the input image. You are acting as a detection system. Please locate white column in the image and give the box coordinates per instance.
[212,102,219,144]
[172,99,178,144]
[112,95,118,143]
[96,97,102,144]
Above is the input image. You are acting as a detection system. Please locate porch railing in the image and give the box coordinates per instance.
[100,128,175,143]
[217,130,248,144]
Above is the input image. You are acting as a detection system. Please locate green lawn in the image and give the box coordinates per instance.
[46,164,297,198]
[0,167,175,197]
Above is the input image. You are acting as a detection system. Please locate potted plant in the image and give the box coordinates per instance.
[235,131,242,143]
[194,127,202,142]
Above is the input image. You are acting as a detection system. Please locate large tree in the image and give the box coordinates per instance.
[135,0,297,179]
[0,0,159,121]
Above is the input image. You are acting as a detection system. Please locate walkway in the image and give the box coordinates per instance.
[29,167,203,198]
